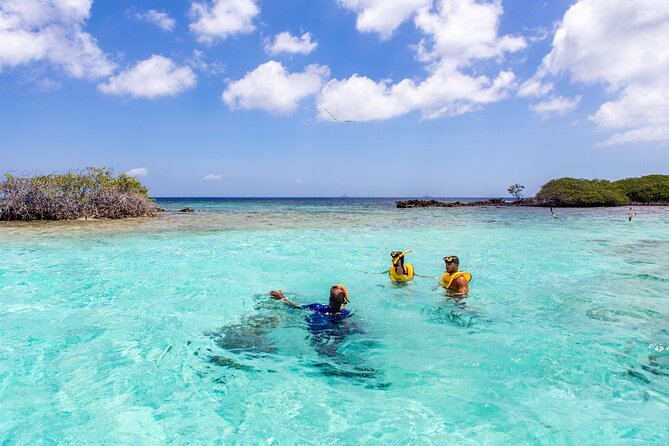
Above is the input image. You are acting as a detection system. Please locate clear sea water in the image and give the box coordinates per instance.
[1,198,668,445]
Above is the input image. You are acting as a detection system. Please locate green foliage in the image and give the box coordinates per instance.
[613,174,669,203]
[536,177,628,207]
[114,173,149,196]
[536,175,669,206]
[507,184,525,200]
[0,167,155,220]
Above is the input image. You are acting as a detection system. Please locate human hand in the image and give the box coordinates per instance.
[269,290,285,300]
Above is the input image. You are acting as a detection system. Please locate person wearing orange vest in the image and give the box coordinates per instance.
[439,256,471,296]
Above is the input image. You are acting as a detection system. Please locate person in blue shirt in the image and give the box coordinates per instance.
[270,285,354,355]
[269,284,350,318]
[209,285,381,383]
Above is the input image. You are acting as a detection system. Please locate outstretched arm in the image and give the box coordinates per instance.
[269,290,302,309]
[364,269,390,275]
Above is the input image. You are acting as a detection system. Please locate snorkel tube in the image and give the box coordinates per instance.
[389,250,415,282]
[391,250,413,265]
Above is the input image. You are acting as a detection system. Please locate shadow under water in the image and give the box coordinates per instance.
[421,295,487,328]
[625,329,669,391]
[202,295,388,387]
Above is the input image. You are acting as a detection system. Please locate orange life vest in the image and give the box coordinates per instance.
[439,271,471,288]
[389,263,415,283]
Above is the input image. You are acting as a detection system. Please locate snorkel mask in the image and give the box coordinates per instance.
[443,256,459,264]
[391,250,412,265]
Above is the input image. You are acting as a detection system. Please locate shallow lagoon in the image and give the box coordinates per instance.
[1,199,668,444]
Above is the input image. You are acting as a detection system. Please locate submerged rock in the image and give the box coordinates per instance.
[178,207,196,213]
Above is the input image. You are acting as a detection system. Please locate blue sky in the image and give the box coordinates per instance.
[1,0,668,197]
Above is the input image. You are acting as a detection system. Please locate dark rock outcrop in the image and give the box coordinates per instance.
[396,198,507,208]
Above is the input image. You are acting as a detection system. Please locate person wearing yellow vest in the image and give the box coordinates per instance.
[439,256,471,296]
[388,250,415,283]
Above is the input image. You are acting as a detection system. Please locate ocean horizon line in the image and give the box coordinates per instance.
[152,196,508,200]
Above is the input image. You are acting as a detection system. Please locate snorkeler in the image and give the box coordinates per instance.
[439,256,471,296]
[206,286,372,378]
[628,207,635,221]
[270,285,355,357]
[270,284,350,318]
[270,285,383,382]
[387,250,415,282]
[368,250,427,282]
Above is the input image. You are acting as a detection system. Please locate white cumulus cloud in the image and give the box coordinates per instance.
[189,0,259,44]
[529,0,669,144]
[265,32,317,55]
[320,0,523,122]
[529,95,582,118]
[541,0,669,88]
[591,84,669,146]
[0,0,115,78]
[98,55,196,99]
[204,173,223,180]
[223,61,330,114]
[318,61,516,121]
[338,0,431,39]
[127,167,148,177]
[414,0,526,65]
[133,9,176,32]
[518,76,553,98]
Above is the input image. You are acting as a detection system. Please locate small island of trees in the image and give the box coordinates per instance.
[535,174,669,207]
[0,168,158,221]
[396,174,669,208]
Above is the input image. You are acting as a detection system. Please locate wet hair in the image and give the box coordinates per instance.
[328,288,346,310]
[444,255,459,265]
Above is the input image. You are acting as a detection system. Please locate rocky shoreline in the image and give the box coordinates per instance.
[396,199,514,208]
[395,199,669,208]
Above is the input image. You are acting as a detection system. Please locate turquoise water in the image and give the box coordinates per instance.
[1,199,668,444]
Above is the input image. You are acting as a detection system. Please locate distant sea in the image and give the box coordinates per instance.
[154,196,499,209]
[1,198,668,443]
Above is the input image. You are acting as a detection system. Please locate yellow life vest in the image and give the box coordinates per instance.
[440,271,471,288]
[389,263,414,283]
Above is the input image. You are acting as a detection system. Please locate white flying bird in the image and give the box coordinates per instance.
[323,108,352,123]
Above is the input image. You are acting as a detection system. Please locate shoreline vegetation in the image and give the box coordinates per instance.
[1,170,667,221]
[397,175,669,208]
[0,168,158,221]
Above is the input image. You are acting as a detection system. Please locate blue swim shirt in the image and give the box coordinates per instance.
[301,303,352,332]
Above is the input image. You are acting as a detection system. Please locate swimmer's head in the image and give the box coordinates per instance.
[444,255,459,273]
[329,284,349,311]
[391,250,412,265]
